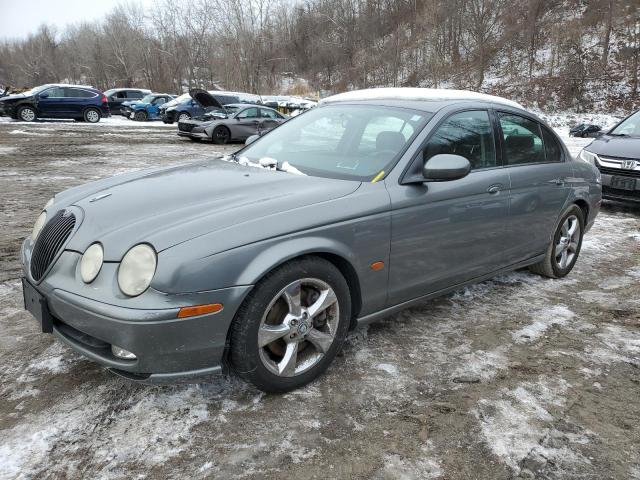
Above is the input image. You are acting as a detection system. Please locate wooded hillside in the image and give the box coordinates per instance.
[0,0,637,111]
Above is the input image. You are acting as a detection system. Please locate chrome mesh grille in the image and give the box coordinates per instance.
[30,210,76,282]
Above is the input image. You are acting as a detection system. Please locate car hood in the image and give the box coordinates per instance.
[57,160,360,260]
[0,93,26,103]
[586,135,640,160]
[189,88,223,109]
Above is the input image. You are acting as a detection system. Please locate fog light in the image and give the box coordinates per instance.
[111,345,137,360]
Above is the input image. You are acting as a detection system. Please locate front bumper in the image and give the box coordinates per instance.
[600,172,640,203]
[22,247,252,383]
[177,130,208,140]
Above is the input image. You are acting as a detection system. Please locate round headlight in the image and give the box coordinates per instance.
[31,212,47,242]
[80,243,103,283]
[118,244,157,296]
[31,197,54,242]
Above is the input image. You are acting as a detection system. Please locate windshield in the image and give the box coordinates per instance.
[140,94,154,103]
[24,85,51,96]
[239,104,431,181]
[164,93,190,108]
[610,111,640,136]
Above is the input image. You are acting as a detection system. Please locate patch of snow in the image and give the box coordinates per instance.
[376,363,399,376]
[512,305,575,344]
[321,87,525,110]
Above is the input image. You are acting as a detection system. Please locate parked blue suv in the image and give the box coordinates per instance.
[0,84,110,122]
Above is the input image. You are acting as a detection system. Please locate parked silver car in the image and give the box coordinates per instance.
[21,88,601,392]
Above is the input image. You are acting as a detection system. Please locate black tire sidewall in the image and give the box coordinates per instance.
[212,126,230,144]
[550,205,584,277]
[230,257,351,393]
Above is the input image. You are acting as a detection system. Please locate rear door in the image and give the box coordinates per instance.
[64,87,95,116]
[387,109,511,305]
[496,111,573,263]
[259,108,284,133]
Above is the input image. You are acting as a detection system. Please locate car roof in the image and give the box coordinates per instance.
[319,88,525,112]
[43,83,97,90]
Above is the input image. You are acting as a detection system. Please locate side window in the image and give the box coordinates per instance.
[128,91,144,99]
[260,108,280,119]
[541,126,563,162]
[498,114,546,165]
[153,97,166,105]
[44,87,66,98]
[424,110,496,170]
[237,108,259,119]
[66,88,95,98]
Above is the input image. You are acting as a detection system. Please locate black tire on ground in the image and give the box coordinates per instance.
[83,107,101,123]
[211,126,230,144]
[230,256,351,393]
[134,110,148,121]
[529,204,585,279]
[17,106,36,122]
[162,119,172,124]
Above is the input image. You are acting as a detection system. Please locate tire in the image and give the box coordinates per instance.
[230,256,351,393]
[134,110,148,121]
[211,126,230,144]
[17,106,36,122]
[529,204,585,278]
[83,108,101,123]
[177,112,191,122]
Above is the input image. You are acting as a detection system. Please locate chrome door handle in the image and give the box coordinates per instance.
[487,184,503,194]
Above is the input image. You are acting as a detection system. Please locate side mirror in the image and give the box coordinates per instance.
[423,154,471,181]
[245,134,260,145]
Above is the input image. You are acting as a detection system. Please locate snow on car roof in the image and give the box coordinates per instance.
[320,87,524,110]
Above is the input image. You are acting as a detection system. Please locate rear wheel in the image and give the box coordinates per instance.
[17,106,36,122]
[529,205,584,278]
[212,126,230,144]
[177,112,191,122]
[230,257,351,393]
[83,108,101,123]
[134,110,148,121]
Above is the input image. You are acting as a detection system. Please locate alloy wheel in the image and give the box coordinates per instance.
[20,108,35,121]
[178,113,190,121]
[258,278,340,377]
[555,214,580,269]
[86,110,100,123]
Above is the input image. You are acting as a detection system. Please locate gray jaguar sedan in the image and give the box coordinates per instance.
[21,88,601,392]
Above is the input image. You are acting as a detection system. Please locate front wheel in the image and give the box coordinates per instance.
[134,110,148,121]
[17,106,36,122]
[529,205,584,278]
[83,108,101,123]
[177,112,191,122]
[230,257,351,393]
[211,126,230,144]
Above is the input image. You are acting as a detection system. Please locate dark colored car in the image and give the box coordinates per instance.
[160,90,239,124]
[103,88,151,115]
[0,84,110,123]
[121,94,175,121]
[178,100,287,144]
[20,88,601,393]
[570,123,602,138]
[578,110,640,203]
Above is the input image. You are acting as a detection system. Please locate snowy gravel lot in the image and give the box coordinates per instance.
[1,116,639,479]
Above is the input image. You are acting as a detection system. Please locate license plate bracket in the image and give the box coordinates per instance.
[610,175,637,191]
[22,278,53,333]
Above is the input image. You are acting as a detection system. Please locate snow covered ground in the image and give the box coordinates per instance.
[0,114,638,480]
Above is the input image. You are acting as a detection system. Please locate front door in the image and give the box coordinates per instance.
[37,86,66,117]
[234,107,261,139]
[387,110,510,305]
[495,112,573,263]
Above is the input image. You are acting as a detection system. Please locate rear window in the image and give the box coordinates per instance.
[66,88,96,98]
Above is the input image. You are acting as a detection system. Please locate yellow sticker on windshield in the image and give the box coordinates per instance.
[371,171,385,183]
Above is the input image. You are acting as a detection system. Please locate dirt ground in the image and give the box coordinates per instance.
[0,117,639,480]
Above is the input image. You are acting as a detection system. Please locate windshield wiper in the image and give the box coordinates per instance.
[609,133,628,137]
